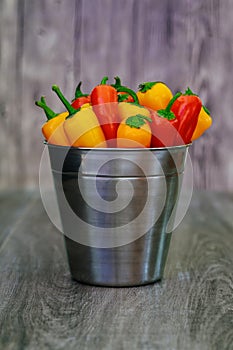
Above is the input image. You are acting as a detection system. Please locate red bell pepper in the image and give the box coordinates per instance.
[151,92,181,147]
[170,87,202,144]
[71,81,90,109]
[91,76,119,142]
[111,76,139,103]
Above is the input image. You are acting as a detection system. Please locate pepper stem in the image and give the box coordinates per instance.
[165,92,182,111]
[100,76,108,85]
[118,94,129,102]
[111,76,139,103]
[156,92,182,121]
[113,76,122,87]
[52,85,77,116]
[74,81,89,99]
[138,81,161,93]
[184,87,197,96]
[157,109,176,121]
[35,96,57,120]
[203,105,210,115]
[126,114,152,129]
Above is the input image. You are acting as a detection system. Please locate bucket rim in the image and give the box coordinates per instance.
[44,141,191,152]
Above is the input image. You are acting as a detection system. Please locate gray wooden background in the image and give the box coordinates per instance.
[0,0,232,191]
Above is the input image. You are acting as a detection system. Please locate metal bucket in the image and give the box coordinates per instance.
[48,144,189,287]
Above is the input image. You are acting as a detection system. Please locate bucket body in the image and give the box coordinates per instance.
[48,145,189,287]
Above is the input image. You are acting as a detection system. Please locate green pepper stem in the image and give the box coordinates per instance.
[184,87,198,96]
[157,92,182,120]
[100,76,108,85]
[74,81,89,99]
[114,86,139,104]
[165,92,182,111]
[35,96,57,120]
[203,105,210,115]
[118,94,129,102]
[157,109,176,121]
[138,81,162,93]
[113,76,122,87]
[126,114,152,129]
[111,76,139,103]
[52,85,77,116]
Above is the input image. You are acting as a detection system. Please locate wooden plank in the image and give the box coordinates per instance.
[21,0,77,188]
[0,190,38,247]
[0,0,20,188]
[80,0,135,90]
[0,0,78,189]
[0,191,232,349]
[166,191,233,350]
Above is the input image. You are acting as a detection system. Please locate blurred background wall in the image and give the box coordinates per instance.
[0,0,232,191]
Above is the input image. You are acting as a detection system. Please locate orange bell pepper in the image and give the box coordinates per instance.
[35,96,69,146]
[117,114,152,148]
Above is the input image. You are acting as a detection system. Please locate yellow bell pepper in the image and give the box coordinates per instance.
[35,96,70,146]
[137,81,173,111]
[191,106,212,141]
[52,85,106,148]
[118,102,150,121]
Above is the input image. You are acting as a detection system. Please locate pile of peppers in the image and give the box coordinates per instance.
[35,77,212,148]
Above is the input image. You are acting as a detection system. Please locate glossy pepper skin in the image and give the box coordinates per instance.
[170,88,202,144]
[91,76,119,142]
[111,76,139,103]
[137,81,173,111]
[52,85,106,148]
[35,96,69,146]
[151,92,181,147]
[118,102,150,121]
[191,106,212,141]
[71,82,91,109]
[117,114,152,148]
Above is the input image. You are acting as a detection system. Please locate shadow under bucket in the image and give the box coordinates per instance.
[48,144,189,287]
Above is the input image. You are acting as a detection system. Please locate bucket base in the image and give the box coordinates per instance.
[64,235,170,287]
[70,275,162,287]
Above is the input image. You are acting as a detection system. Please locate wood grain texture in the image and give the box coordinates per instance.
[0,190,37,247]
[0,190,232,350]
[0,0,233,190]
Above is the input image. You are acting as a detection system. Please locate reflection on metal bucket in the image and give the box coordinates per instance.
[48,144,189,287]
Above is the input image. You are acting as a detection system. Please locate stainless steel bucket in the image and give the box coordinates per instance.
[48,144,189,287]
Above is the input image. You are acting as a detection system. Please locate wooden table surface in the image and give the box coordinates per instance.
[0,190,232,350]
